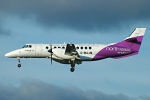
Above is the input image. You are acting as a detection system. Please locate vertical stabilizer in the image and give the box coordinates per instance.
[124,28,146,51]
[93,28,146,60]
[125,28,146,40]
[111,28,146,59]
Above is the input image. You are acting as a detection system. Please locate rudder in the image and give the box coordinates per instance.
[111,28,146,59]
[125,28,146,51]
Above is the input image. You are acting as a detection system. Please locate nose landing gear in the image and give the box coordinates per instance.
[70,63,75,72]
[17,57,21,68]
[18,64,21,68]
[70,67,75,72]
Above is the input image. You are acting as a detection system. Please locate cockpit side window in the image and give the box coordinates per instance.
[29,45,32,48]
[22,45,26,48]
[22,45,28,48]
[22,45,32,48]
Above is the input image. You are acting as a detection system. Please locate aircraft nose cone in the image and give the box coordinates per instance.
[5,53,9,57]
[5,52,14,58]
[5,50,19,58]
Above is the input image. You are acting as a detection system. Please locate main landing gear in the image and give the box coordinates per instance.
[70,63,75,72]
[17,57,21,68]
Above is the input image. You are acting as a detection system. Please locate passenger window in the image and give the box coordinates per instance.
[62,47,65,49]
[85,47,87,49]
[54,47,57,49]
[81,47,83,49]
[58,47,61,48]
[46,46,49,49]
[76,47,79,49]
[89,47,92,49]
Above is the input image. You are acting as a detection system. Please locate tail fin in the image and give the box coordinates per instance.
[93,28,146,60]
[112,28,146,59]
[124,28,146,51]
[126,28,146,40]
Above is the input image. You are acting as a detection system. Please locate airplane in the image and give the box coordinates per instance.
[5,28,146,72]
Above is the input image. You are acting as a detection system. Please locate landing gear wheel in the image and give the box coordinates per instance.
[18,64,21,68]
[70,68,75,72]
[17,57,21,68]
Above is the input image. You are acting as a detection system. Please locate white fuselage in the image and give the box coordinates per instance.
[4,28,146,72]
[5,44,108,61]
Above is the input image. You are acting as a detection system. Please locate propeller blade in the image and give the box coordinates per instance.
[51,54,52,65]
[49,44,53,65]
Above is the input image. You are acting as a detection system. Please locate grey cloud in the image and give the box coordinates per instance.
[0,28,11,36]
[0,0,150,32]
[0,80,149,100]
[0,23,11,36]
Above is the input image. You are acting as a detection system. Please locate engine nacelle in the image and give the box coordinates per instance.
[53,49,73,59]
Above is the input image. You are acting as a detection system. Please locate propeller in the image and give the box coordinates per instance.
[48,44,53,65]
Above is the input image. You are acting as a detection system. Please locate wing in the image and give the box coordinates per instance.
[65,44,80,59]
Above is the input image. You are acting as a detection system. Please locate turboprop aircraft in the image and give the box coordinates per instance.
[5,28,146,72]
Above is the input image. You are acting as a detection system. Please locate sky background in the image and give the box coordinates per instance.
[0,0,150,100]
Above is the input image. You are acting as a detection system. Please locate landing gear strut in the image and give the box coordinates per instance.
[70,63,75,72]
[17,57,21,68]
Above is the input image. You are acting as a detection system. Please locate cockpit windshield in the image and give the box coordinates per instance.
[22,45,32,48]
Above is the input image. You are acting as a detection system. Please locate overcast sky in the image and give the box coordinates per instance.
[0,0,150,100]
